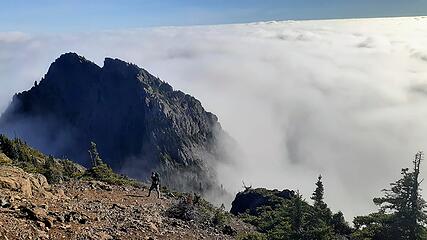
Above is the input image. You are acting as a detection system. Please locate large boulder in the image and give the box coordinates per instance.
[230,188,295,215]
[0,153,12,165]
[0,166,50,197]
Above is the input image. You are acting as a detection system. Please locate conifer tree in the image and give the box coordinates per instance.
[306,175,335,239]
[331,211,352,235]
[368,151,427,239]
[311,175,332,222]
[311,175,326,209]
[88,141,103,167]
[291,191,304,236]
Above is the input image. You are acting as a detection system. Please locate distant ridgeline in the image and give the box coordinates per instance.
[0,53,231,193]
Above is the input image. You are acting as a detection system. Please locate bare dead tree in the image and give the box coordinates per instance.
[242,180,252,191]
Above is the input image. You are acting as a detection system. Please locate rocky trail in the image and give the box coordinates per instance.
[0,166,252,240]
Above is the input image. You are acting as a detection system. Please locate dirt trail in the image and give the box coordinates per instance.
[0,176,251,240]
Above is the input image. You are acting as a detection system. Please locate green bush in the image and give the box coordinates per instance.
[166,200,200,221]
[0,134,85,184]
[61,159,85,179]
[166,193,233,233]
[43,156,63,184]
[212,209,231,227]
[82,163,139,187]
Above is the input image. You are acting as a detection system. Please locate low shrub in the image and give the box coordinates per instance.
[82,163,139,187]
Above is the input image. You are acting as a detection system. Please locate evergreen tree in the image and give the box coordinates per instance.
[311,175,326,209]
[0,134,18,160]
[290,191,304,237]
[290,191,307,239]
[306,175,335,239]
[311,175,332,222]
[84,141,135,186]
[331,211,352,236]
[354,151,427,240]
[373,151,427,239]
[88,141,103,167]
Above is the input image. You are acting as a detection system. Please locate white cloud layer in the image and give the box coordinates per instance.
[1,16,427,220]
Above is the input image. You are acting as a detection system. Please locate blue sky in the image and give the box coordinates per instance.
[1,0,426,32]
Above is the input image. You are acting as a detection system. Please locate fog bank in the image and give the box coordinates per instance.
[1,17,427,219]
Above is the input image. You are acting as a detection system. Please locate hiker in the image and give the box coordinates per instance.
[147,171,161,198]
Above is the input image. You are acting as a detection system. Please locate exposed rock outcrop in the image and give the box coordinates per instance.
[0,153,12,165]
[230,188,295,215]
[0,166,50,197]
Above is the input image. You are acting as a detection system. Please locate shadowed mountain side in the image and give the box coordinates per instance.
[0,52,232,193]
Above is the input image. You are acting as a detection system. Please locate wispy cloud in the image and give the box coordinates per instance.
[1,17,427,219]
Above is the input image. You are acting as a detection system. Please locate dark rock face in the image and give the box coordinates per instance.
[0,53,227,191]
[230,188,295,215]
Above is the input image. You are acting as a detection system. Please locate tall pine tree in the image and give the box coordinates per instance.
[311,175,332,221]
[355,151,427,239]
[311,175,326,209]
[88,141,103,167]
[307,175,334,239]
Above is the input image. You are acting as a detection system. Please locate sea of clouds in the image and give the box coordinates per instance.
[1,16,427,219]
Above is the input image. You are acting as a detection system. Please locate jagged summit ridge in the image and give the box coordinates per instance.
[0,53,228,192]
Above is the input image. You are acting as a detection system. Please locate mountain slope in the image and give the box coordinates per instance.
[0,132,252,239]
[0,165,253,240]
[0,53,229,192]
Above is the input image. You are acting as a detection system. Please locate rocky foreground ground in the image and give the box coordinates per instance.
[0,166,252,240]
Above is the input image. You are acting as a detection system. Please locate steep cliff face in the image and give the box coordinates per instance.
[0,53,227,191]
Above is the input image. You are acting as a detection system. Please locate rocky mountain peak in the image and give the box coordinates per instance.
[0,53,230,193]
[48,52,99,74]
[39,53,101,92]
[103,57,141,77]
[57,52,86,61]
